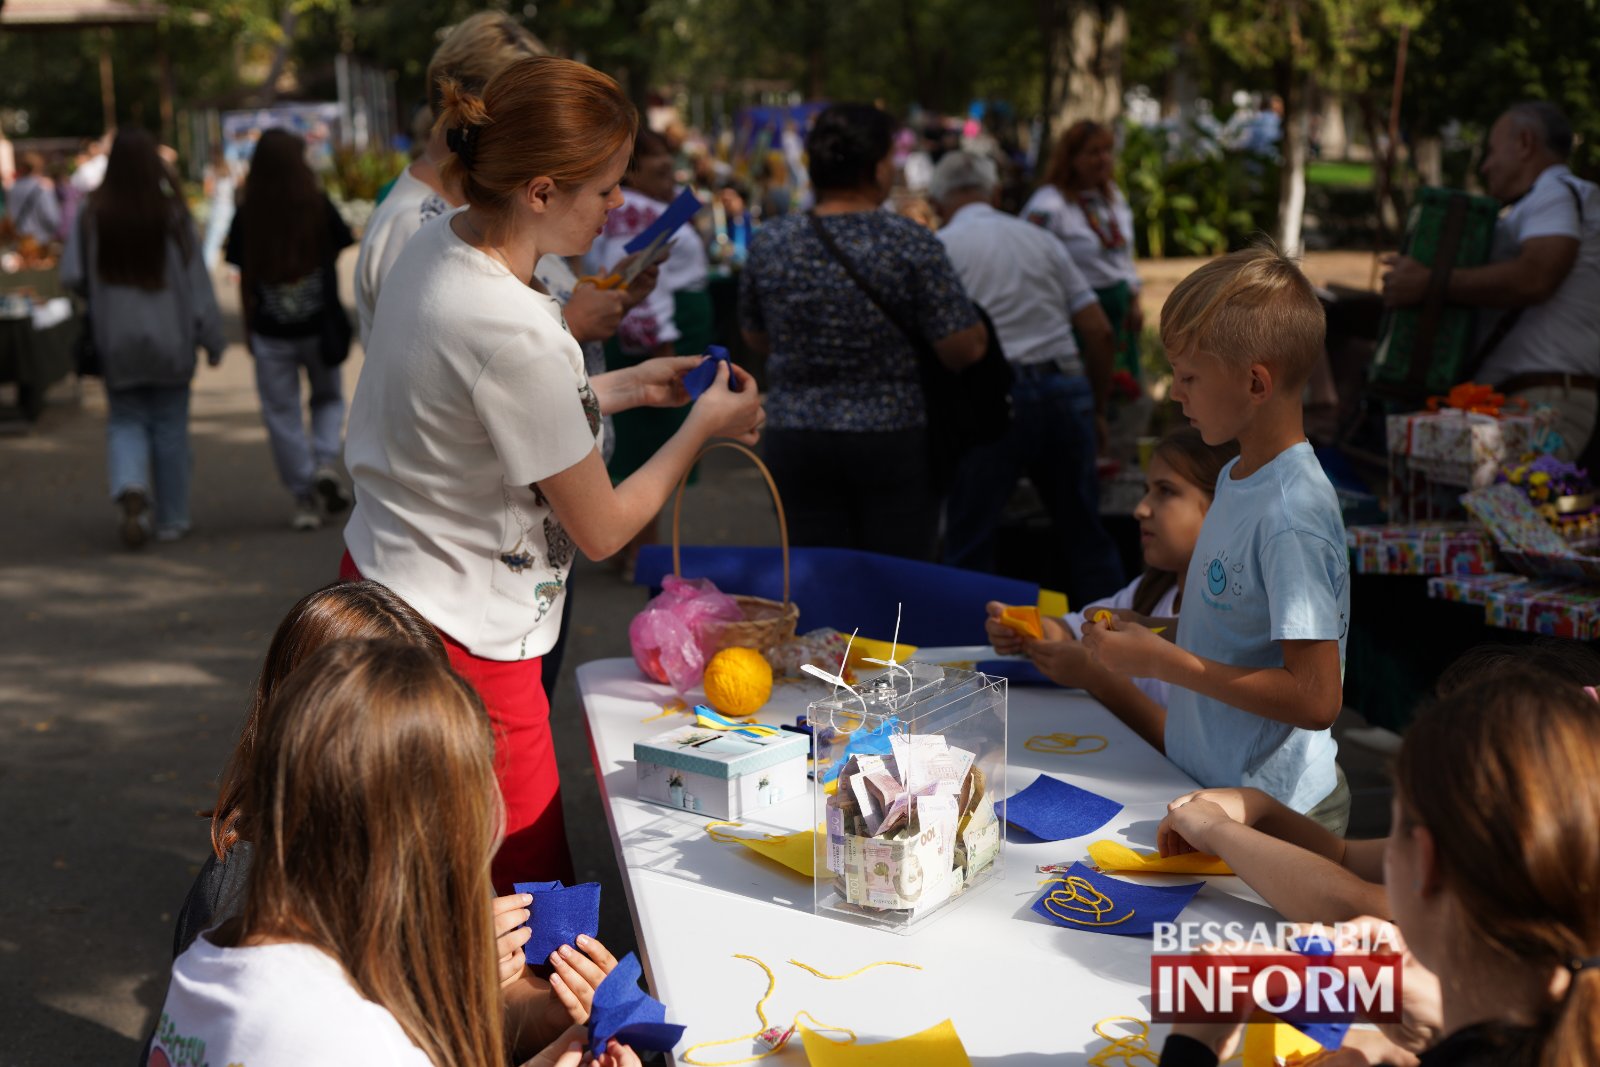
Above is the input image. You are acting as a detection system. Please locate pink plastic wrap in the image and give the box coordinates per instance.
[628,575,745,690]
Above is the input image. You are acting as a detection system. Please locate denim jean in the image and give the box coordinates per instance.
[250,332,344,499]
[943,369,1126,605]
[106,384,192,533]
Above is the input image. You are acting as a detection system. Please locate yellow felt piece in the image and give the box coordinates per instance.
[1038,588,1070,617]
[846,636,920,670]
[801,1018,972,1067]
[998,605,1043,639]
[706,822,818,877]
[1087,839,1234,877]
[1242,1020,1324,1067]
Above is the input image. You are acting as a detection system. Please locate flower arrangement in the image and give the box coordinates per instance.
[1500,455,1599,539]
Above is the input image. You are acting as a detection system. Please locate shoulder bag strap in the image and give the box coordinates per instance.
[806,213,936,365]
[1470,181,1587,371]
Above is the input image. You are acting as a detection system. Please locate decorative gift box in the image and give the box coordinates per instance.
[1346,523,1497,576]
[1462,484,1600,582]
[634,724,808,821]
[1426,572,1531,605]
[1483,580,1600,641]
[1386,409,1545,490]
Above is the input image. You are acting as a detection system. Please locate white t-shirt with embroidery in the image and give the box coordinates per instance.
[150,937,434,1067]
[355,166,452,348]
[1476,163,1600,383]
[1021,182,1141,293]
[343,210,600,661]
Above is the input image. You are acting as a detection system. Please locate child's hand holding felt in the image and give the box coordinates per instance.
[984,600,1068,656]
[518,1024,643,1067]
[1080,615,1179,679]
[495,891,535,989]
[514,880,603,967]
[1157,796,1239,857]
[544,934,620,1033]
[587,951,685,1052]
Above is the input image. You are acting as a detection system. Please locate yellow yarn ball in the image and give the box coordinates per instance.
[702,647,773,718]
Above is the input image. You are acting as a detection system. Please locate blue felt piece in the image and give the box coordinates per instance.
[975,658,1053,687]
[997,774,1123,841]
[1030,861,1203,937]
[683,346,737,399]
[623,188,704,254]
[513,880,601,966]
[588,952,685,1052]
[1282,935,1351,1050]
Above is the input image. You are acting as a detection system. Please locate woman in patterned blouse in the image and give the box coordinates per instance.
[738,103,987,560]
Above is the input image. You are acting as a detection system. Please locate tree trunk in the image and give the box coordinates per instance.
[1319,90,1348,159]
[1276,65,1311,257]
[255,5,301,105]
[1042,0,1128,139]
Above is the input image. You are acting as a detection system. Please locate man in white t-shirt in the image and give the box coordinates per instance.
[1384,101,1600,459]
[930,150,1127,606]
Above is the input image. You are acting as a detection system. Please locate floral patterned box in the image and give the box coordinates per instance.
[1386,410,1546,489]
[1426,572,1531,605]
[1482,580,1600,641]
[1347,523,1497,576]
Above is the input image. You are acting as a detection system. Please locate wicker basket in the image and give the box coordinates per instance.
[670,441,799,652]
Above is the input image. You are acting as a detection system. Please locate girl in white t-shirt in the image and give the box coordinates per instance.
[341,57,763,892]
[149,639,643,1067]
[984,428,1238,750]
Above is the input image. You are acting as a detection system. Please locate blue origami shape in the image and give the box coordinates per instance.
[623,188,704,255]
[1030,861,1203,937]
[996,774,1123,841]
[1277,935,1351,1050]
[975,658,1053,687]
[815,716,900,785]
[683,346,739,399]
[588,951,686,1052]
[513,880,601,966]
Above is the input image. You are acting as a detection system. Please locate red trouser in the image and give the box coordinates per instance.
[340,552,575,891]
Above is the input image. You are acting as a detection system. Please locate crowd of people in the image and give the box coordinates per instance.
[9,9,1600,1065]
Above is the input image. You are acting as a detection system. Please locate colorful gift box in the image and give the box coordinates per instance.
[1346,523,1497,576]
[1386,409,1547,490]
[1426,572,1531,605]
[634,724,808,820]
[1482,580,1600,641]
[1461,484,1600,582]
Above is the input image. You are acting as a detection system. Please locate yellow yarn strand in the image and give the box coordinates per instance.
[1087,1016,1161,1067]
[785,959,924,981]
[1025,732,1109,755]
[678,955,857,1067]
[1040,876,1136,928]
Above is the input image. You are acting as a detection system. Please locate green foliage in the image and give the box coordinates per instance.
[1307,160,1374,187]
[1119,123,1280,258]
[324,146,408,201]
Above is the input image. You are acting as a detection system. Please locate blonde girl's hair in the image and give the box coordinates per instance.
[228,639,504,1067]
[435,55,637,221]
[424,11,546,118]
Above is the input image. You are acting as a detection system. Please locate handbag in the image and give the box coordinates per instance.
[69,207,101,378]
[807,214,1012,482]
[317,260,353,367]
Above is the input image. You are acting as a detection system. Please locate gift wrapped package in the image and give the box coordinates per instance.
[1346,523,1497,576]
[1386,409,1545,490]
[1482,580,1600,641]
[1426,572,1531,605]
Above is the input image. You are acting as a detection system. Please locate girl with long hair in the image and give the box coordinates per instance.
[226,128,356,531]
[149,639,638,1067]
[60,128,225,547]
[985,427,1238,750]
[1022,121,1144,378]
[1161,669,1600,1066]
[340,56,763,892]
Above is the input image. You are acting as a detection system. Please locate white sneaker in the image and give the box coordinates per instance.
[313,466,352,515]
[291,497,323,531]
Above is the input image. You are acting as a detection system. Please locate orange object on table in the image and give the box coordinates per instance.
[998,605,1043,639]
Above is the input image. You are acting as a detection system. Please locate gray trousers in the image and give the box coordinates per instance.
[250,333,344,499]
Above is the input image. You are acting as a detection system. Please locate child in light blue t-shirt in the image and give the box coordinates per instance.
[1083,245,1349,831]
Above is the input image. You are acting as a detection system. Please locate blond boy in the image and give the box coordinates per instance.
[1083,245,1349,830]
